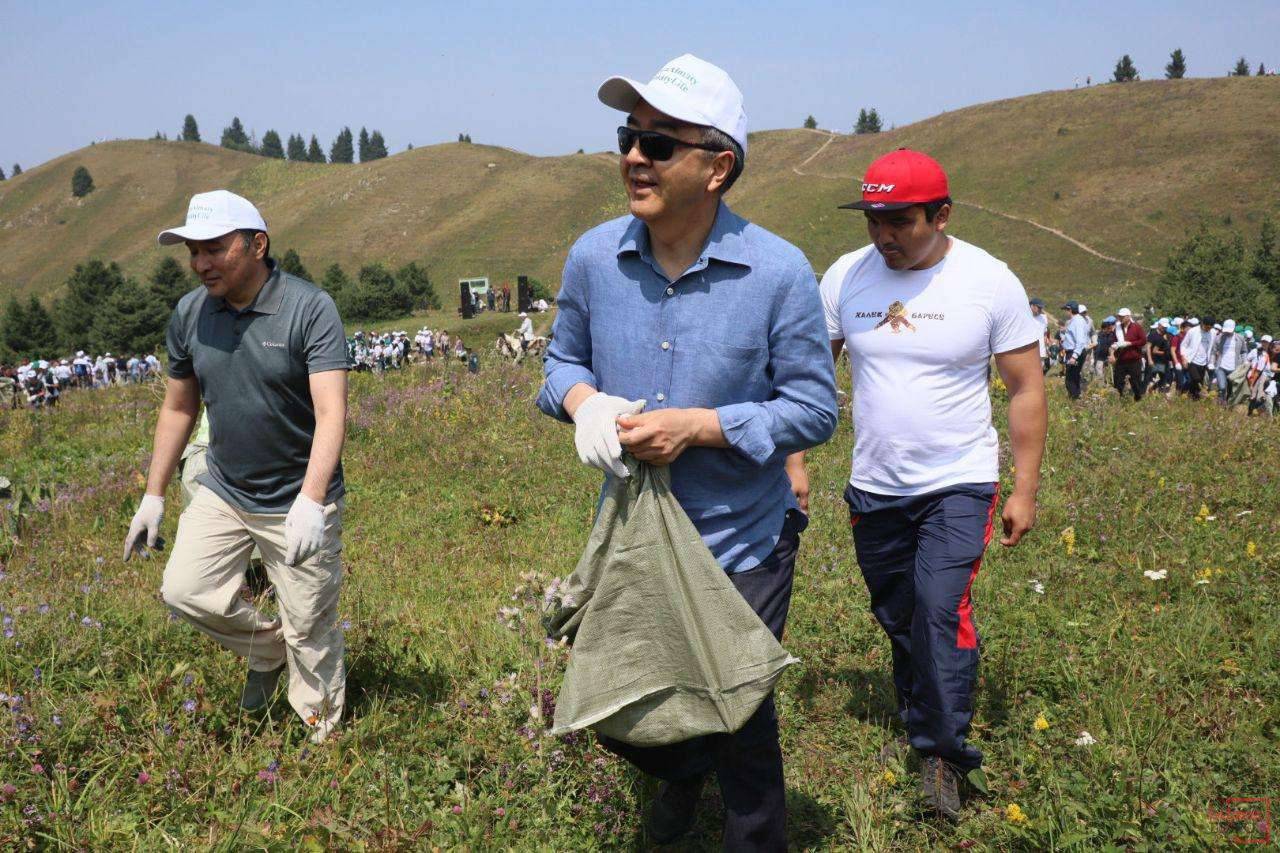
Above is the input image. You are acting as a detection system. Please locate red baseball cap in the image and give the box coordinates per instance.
[839,148,950,211]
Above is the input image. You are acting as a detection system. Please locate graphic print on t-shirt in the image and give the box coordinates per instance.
[874,300,917,334]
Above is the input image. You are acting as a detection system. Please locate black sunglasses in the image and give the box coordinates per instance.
[617,126,724,162]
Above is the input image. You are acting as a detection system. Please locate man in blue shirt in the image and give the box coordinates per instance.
[537,54,837,850]
[1060,300,1091,400]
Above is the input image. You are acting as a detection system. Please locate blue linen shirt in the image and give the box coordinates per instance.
[1061,314,1091,358]
[537,203,838,573]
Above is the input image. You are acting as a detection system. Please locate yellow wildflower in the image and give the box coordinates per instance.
[1246,541,1257,558]
[1157,477,1165,488]
[1059,526,1075,556]
[1033,714,1050,732]
[1006,803,1027,824]
[882,770,897,786]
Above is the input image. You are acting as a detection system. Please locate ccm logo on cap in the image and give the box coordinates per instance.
[862,183,896,193]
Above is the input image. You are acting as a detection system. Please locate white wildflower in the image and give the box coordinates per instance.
[1142,569,1168,581]
[1074,731,1097,746]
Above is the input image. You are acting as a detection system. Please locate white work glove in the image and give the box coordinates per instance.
[284,494,327,567]
[573,392,645,479]
[123,494,164,561]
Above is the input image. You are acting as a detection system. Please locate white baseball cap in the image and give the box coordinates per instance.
[1172,316,1184,326]
[1223,319,1236,333]
[1117,307,1132,317]
[1263,335,1273,343]
[1188,317,1200,326]
[1078,304,1088,313]
[157,190,267,246]
[599,53,749,154]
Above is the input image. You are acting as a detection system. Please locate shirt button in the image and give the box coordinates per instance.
[661,341,670,350]
[656,392,666,402]
[665,287,674,296]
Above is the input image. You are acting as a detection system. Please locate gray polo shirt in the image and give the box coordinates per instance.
[166,263,349,513]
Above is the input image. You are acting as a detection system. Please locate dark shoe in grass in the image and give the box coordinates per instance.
[919,754,963,821]
[645,775,706,845]
[239,664,285,711]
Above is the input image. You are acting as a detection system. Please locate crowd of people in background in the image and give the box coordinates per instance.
[0,350,163,410]
[347,328,479,374]
[1033,298,1279,415]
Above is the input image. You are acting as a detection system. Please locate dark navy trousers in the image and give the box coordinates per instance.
[845,482,999,771]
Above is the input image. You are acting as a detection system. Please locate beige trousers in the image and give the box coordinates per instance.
[161,485,345,738]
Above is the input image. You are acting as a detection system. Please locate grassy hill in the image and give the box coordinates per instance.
[2,76,1278,310]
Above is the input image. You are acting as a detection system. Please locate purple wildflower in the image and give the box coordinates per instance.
[182,699,197,713]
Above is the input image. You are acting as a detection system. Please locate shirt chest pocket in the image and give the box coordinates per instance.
[679,339,769,408]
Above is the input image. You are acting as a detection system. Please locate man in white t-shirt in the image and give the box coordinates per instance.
[808,149,1047,820]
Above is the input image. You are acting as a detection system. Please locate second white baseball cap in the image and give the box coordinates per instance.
[599,53,749,154]
[157,190,267,246]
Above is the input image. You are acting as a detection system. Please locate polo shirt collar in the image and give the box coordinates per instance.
[207,261,283,316]
[617,201,753,271]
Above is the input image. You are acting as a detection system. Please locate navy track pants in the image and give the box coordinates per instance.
[844,482,999,771]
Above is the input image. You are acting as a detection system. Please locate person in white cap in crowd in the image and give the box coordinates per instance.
[1180,317,1208,400]
[1211,319,1245,404]
[123,189,351,744]
[1110,308,1146,401]
[538,53,837,849]
[1246,334,1276,415]
[517,311,534,352]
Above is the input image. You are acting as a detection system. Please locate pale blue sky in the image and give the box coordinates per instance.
[3,0,1277,170]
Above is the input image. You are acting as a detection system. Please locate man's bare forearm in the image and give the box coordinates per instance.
[145,407,197,496]
[1006,385,1047,496]
[144,377,200,497]
[301,373,347,504]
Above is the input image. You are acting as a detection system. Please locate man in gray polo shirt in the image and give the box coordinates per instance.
[123,190,350,743]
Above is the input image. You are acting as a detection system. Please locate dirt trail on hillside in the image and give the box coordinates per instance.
[791,132,1159,274]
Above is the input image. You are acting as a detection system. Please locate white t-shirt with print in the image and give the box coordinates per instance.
[821,237,1042,497]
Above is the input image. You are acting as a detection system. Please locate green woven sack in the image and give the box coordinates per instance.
[545,460,798,747]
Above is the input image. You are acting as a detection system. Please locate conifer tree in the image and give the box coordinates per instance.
[221,117,252,151]
[181,114,201,142]
[866,109,883,133]
[1165,49,1186,79]
[1112,54,1139,82]
[11,164,20,176]
[1254,217,1280,303]
[803,115,818,129]
[260,130,285,159]
[358,127,370,162]
[71,166,95,198]
[307,135,326,163]
[330,127,354,163]
[148,256,194,310]
[1231,57,1250,76]
[279,249,311,281]
[1259,63,1267,76]
[368,130,388,160]
[286,133,307,161]
[0,166,5,181]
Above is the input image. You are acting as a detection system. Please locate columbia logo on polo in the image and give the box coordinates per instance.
[262,341,286,349]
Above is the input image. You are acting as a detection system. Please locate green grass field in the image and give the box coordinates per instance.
[1,339,1276,849]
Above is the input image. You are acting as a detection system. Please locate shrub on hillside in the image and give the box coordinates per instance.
[279,249,311,282]
[337,263,413,323]
[71,166,94,198]
[1112,54,1139,82]
[1155,223,1278,330]
[396,261,440,311]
